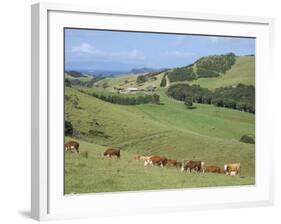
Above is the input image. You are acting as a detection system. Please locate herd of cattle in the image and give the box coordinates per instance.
[65,140,241,176]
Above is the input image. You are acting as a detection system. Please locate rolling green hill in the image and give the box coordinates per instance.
[93,55,254,92]
[64,54,255,194]
[65,85,255,193]
[187,56,255,90]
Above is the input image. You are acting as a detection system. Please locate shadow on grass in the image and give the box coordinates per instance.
[186,106,197,110]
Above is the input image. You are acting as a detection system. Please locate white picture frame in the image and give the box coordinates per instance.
[31,2,274,221]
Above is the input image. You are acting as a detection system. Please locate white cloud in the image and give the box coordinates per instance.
[72,43,103,55]
[71,43,145,61]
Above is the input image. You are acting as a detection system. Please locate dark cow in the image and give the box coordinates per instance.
[144,155,168,167]
[204,165,221,174]
[181,160,205,173]
[103,148,120,158]
[65,140,79,153]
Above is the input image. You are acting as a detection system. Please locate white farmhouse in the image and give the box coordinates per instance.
[127,87,139,92]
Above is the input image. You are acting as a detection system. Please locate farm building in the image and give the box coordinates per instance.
[127,87,139,92]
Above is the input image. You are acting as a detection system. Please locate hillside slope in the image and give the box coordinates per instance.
[93,55,254,92]
[65,87,255,177]
[187,56,255,90]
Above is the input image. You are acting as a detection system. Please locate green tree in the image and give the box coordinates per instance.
[184,96,193,109]
[152,94,160,104]
[65,78,72,87]
[160,77,167,87]
[136,75,147,84]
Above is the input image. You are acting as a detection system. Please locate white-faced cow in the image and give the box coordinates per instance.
[65,140,79,153]
[133,155,152,161]
[103,148,121,158]
[181,160,205,173]
[224,163,240,176]
[144,155,168,168]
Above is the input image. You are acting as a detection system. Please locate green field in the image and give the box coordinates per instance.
[65,85,255,194]
[65,54,255,194]
[65,138,254,194]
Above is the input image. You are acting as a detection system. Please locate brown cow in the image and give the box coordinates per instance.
[103,148,120,158]
[181,160,205,173]
[175,161,182,169]
[204,165,221,174]
[65,140,79,153]
[224,163,240,176]
[167,159,178,167]
[144,155,168,167]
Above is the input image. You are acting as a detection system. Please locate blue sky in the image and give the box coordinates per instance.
[65,28,255,71]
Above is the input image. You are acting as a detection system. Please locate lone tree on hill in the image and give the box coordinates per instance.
[152,94,160,104]
[184,96,193,109]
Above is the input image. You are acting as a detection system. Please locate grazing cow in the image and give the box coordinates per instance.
[224,163,240,176]
[65,140,79,153]
[181,160,205,173]
[133,155,152,161]
[144,155,168,167]
[175,161,182,170]
[139,155,152,161]
[103,148,120,158]
[204,165,221,174]
[167,159,177,167]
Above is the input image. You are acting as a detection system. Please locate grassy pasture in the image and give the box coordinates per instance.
[65,138,254,194]
[64,55,255,193]
[65,85,255,193]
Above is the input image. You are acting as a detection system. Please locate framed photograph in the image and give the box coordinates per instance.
[31,2,274,221]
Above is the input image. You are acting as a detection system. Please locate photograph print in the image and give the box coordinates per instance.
[64,28,255,194]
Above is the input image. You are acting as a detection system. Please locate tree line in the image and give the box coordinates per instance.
[196,53,236,76]
[79,89,160,105]
[165,53,236,82]
[167,83,255,114]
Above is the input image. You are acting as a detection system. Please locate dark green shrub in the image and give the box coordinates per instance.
[240,135,255,144]
[160,77,167,87]
[65,120,73,136]
[65,78,72,87]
